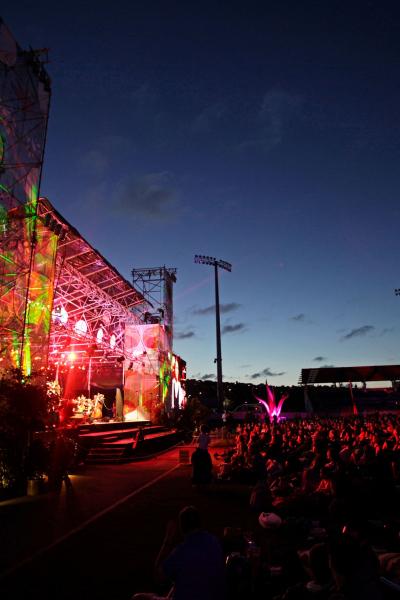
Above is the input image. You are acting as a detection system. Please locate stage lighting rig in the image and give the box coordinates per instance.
[194,254,232,410]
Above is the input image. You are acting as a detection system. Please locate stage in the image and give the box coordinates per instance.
[76,420,182,464]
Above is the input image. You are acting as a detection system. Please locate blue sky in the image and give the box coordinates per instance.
[4,1,400,384]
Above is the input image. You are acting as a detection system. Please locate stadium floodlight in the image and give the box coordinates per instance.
[395,289,400,296]
[194,254,232,410]
[195,255,232,272]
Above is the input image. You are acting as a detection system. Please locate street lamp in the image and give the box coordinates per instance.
[194,254,232,411]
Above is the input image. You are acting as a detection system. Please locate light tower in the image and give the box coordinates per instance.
[194,255,232,410]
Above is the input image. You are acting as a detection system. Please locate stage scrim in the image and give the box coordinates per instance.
[0,20,53,373]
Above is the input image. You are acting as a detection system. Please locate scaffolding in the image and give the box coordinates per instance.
[0,20,51,372]
[37,198,147,368]
[132,266,177,349]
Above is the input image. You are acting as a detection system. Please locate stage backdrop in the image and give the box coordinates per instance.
[123,323,171,420]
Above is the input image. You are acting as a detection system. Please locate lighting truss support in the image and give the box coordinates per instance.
[194,255,232,410]
[50,259,141,365]
[132,266,177,349]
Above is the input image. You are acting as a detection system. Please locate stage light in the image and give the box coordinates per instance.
[68,351,77,362]
[110,334,116,349]
[74,319,87,335]
[96,328,104,343]
[52,305,68,324]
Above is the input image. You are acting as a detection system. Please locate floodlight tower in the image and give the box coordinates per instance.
[194,255,232,410]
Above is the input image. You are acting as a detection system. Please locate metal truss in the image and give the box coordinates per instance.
[50,260,139,365]
[132,267,177,310]
[0,19,51,210]
[38,198,149,367]
[132,266,177,349]
[0,21,51,371]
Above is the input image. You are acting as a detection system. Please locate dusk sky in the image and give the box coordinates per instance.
[4,1,400,385]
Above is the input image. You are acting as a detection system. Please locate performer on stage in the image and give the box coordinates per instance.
[115,387,124,421]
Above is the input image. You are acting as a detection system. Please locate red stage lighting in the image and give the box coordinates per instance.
[67,351,77,362]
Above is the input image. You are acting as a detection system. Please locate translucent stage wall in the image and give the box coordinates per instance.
[124,323,186,420]
[0,20,53,374]
[124,323,170,420]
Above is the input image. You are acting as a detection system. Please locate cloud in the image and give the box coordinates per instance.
[313,356,327,362]
[341,325,375,341]
[380,327,394,337]
[191,102,226,133]
[320,364,335,368]
[258,89,304,147]
[199,373,216,381]
[193,302,241,316]
[80,135,135,176]
[290,313,306,322]
[175,330,195,340]
[130,82,157,106]
[113,171,179,221]
[250,367,286,379]
[81,149,109,175]
[222,323,245,334]
[238,88,303,152]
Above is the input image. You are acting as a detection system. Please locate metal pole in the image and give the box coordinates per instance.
[214,262,223,411]
[88,356,92,398]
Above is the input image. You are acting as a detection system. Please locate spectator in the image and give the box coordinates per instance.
[133,506,225,600]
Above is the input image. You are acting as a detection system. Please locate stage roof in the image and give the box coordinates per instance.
[38,197,146,311]
[299,365,400,385]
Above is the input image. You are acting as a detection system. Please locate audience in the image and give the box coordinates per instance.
[219,414,400,598]
[137,414,400,599]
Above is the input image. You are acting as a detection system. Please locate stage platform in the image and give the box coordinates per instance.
[76,420,183,464]
[77,420,150,435]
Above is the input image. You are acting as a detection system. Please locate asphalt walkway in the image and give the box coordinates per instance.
[0,445,251,600]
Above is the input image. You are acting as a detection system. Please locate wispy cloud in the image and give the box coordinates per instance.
[222,323,245,335]
[80,135,134,176]
[249,367,286,379]
[199,373,216,381]
[112,171,180,221]
[175,330,195,340]
[191,102,226,133]
[193,302,241,316]
[320,364,335,368]
[80,149,109,175]
[379,327,394,337]
[313,356,327,362]
[238,88,304,152]
[341,325,375,341]
[290,313,306,322]
[130,82,157,106]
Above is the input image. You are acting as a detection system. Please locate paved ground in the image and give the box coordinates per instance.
[0,444,252,600]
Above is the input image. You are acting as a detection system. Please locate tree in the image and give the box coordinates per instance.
[0,369,48,493]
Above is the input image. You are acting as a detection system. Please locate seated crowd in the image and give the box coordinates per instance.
[137,415,400,599]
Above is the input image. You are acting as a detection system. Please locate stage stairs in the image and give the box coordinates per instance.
[79,423,182,464]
